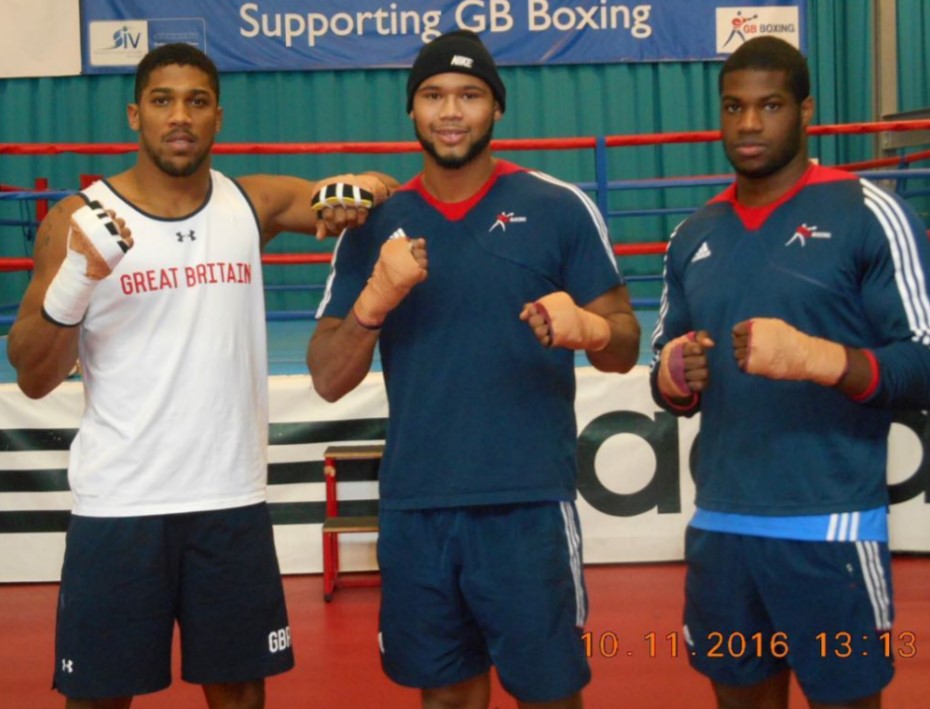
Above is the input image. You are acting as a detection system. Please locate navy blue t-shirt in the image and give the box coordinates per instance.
[318,160,623,509]
[651,164,930,516]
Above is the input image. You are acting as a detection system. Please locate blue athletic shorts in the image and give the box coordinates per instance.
[684,527,895,704]
[377,502,591,703]
[54,503,294,700]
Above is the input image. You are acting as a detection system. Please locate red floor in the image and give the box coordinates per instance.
[3,559,929,707]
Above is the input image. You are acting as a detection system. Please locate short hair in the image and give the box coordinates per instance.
[134,43,220,104]
[719,36,810,103]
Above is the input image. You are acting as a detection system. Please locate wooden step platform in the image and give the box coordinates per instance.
[322,444,384,602]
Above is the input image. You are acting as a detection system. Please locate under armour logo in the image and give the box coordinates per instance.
[61,659,74,673]
[176,230,196,242]
[786,223,831,247]
[489,212,527,233]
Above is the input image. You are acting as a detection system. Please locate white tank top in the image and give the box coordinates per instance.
[70,171,268,516]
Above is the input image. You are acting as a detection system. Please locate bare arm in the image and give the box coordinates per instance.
[583,284,642,373]
[238,172,399,246]
[307,237,428,401]
[307,316,381,402]
[8,197,85,398]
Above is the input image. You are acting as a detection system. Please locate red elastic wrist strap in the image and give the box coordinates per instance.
[661,389,699,412]
[850,349,880,402]
[352,307,382,331]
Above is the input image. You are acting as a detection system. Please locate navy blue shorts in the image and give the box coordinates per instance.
[54,503,294,700]
[377,502,591,703]
[684,528,895,704]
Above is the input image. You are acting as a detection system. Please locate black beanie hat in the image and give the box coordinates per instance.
[406,30,506,113]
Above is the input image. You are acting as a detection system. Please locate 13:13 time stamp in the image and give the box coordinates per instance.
[582,631,918,659]
[817,631,917,658]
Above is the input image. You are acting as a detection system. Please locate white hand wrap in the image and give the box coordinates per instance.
[311,183,375,211]
[42,202,129,327]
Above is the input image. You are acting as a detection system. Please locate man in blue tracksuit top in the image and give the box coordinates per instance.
[308,30,641,709]
[651,36,930,709]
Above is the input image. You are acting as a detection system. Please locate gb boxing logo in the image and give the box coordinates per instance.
[785,223,831,247]
[489,212,527,233]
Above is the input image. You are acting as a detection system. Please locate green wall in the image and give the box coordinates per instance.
[898,0,930,114]
[1,0,922,314]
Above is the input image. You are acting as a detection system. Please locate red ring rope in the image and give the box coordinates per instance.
[0,244,666,273]
[3,120,930,156]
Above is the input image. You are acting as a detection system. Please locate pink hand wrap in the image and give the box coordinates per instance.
[658,331,696,400]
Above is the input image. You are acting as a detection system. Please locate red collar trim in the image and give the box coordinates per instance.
[710,163,847,231]
[400,160,524,221]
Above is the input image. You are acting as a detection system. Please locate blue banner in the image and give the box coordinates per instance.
[81,0,806,74]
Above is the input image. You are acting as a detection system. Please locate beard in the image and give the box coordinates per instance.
[139,128,213,178]
[416,121,494,170]
[151,148,210,178]
[725,120,804,180]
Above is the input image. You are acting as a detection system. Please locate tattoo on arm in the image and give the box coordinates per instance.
[35,203,64,253]
[35,224,52,252]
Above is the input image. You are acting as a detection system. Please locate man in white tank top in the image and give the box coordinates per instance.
[7,43,396,709]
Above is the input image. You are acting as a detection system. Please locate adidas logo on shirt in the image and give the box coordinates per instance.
[691,241,712,263]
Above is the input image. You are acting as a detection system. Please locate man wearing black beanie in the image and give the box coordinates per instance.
[406,30,506,114]
[310,29,641,709]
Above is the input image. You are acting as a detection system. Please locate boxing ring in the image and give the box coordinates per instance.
[2,122,930,582]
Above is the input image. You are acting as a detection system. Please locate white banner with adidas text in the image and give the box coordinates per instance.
[0,366,927,582]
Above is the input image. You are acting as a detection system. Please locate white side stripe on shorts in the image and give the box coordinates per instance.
[559,501,587,626]
[827,512,862,541]
[855,541,892,630]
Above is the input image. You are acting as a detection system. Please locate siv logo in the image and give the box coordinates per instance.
[61,658,74,673]
[449,55,474,69]
[89,21,148,67]
[785,223,831,247]
[268,626,291,653]
[106,25,143,51]
[176,230,196,243]
[489,212,527,233]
